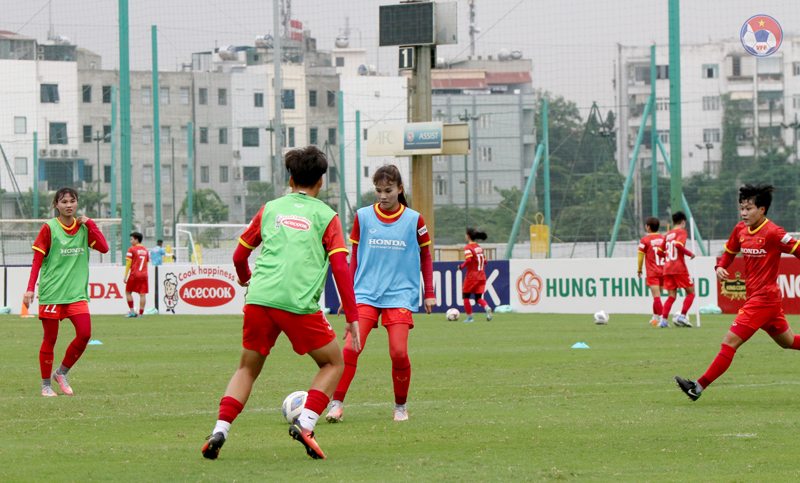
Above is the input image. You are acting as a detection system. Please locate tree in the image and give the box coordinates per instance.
[178,189,229,223]
[18,189,52,219]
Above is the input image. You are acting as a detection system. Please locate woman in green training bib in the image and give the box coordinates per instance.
[23,188,109,397]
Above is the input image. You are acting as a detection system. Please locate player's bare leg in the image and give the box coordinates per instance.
[289,340,344,459]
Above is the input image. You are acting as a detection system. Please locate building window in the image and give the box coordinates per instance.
[364,166,369,177]
[199,88,208,105]
[327,91,336,107]
[328,166,338,183]
[242,128,259,147]
[794,62,800,76]
[219,128,228,144]
[282,89,295,109]
[160,87,170,105]
[703,128,721,143]
[243,166,260,181]
[104,165,111,183]
[702,96,720,111]
[103,125,111,143]
[142,86,151,105]
[144,204,154,220]
[82,85,92,103]
[162,165,171,184]
[219,166,229,183]
[14,116,26,134]
[656,98,670,111]
[83,165,93,183]
[254,92,264,107]
[103,85,112,103]
[732,56,741,77]
[658,130,670,144]
[309,127,318,145]
[49,122,68,144]
[180,87,190,105]
[794,95,800,109]
[143,165,153,183]
[15,157,27,175]
[163,203,173,220]
[434,177,447,196]
[288,127,295,147]
[336,57,345,67]
[41,84,59,103]
[161,125,171,144]
[200,166,210,183]
[83,125,93,143]
[363,128,368,140]
[309,90,317,107]
[656,65,668,80]
[181,126,188,144]
[218,88,227,105]
[200,127,209,144]
[478,179,493,195]
[328,128,337,145]
[478,146,492,162]
[702,64,718,79]
[142,126,152,145]
[182,164,188,182]
[479,114,491,129]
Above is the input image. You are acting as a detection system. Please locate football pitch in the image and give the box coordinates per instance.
[4,312,800,482]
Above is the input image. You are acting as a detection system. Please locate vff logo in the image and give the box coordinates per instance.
[741,15,782,57]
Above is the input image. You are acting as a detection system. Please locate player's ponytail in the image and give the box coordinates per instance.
[373,164,408,207]
[466,228,487,241]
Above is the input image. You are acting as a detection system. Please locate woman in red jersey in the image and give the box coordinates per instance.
[23,188,109,397]
[459,228,492,322]
[325,165,436,423]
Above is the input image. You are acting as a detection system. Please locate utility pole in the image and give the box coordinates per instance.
[411,44,434,242]
[458,109,479,229]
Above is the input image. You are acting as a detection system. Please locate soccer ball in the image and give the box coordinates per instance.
[446,308,460,321]
[742,24,777,56]
[281,391,307,424]
[672,313,690,325]
[593,310,609,325]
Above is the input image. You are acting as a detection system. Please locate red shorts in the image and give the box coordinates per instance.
[242,304,336,356]
[126,276,149,294]
[358,304,414,328]
[462,279,486,294]
[645,275,663,287]
[663,274,693,290]
[38,300,89,321]
[730,300,789,341]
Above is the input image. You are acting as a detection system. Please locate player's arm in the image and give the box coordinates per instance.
[776,229,800,258]
[124,252,132,281]
[459,246,472,270]
[323,216,361,352]
[715,227,741,280]
[673,242,695,259]
[24,225,51,308]
[637,240,646,274]
[233,207,265,285]
[417,216,435,313]
[83,218,109,253]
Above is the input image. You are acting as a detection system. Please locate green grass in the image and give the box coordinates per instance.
[3,312,800,482]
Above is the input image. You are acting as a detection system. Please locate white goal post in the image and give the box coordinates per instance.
[174,223,249,265]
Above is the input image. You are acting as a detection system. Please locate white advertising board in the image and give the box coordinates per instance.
[509,257,719,314]
[156,264,247,315]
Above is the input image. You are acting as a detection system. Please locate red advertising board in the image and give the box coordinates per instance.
[717,256,800,314]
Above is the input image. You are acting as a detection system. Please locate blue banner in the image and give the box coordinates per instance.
[403,123,442,150]
[324,260,510,314]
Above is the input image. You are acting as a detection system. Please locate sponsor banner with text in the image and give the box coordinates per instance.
[717,257,800,314]
[509,258,718,314]
[156,264,244,315]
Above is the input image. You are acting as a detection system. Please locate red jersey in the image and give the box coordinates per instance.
[126,245,150,279]
[463,243,487,281]
[661,228,691,276]
[238,206,347,256]
[638,233,665,277]
[721,219,800,303]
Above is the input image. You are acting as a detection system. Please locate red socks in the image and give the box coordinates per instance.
[218,396,244,423]
[139,308,144,315]
[792,336,800,350]
[333,349,359,402]
[681,293,696,315]
[652,297,662,316]
[391,355,411,405]
[698,344,736,389]
[476,299,489,309]
[304,389,329,416]
[127,300,134,309]
[661,296,676,319]
[463,299,473,315]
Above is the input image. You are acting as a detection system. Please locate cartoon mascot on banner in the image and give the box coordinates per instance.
[164,273,179,313]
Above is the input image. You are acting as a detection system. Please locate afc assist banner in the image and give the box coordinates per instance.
[509,258,718,314]
[717,256,800,314]
[322,260,511,314]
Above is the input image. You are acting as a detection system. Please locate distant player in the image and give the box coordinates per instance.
[459,228,492,323]
[124,232,149,318]
[150,239,171,266]
[201,146,360,460]
[637,217,665,325]
[657,211,696,327]
[23,187,109,396]
[676,183,800,401]
[325,165,436,424]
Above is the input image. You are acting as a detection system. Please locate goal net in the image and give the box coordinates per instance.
[174,223,249,265]
[0,218,122,265]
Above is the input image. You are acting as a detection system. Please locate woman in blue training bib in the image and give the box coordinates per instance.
[325,165,436,422]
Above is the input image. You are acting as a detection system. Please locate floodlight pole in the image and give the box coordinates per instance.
[411,44,434,243]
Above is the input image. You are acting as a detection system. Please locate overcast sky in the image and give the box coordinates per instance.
[4,0,798,114]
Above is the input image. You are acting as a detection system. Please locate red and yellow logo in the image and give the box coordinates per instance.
[516,269,543,306]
